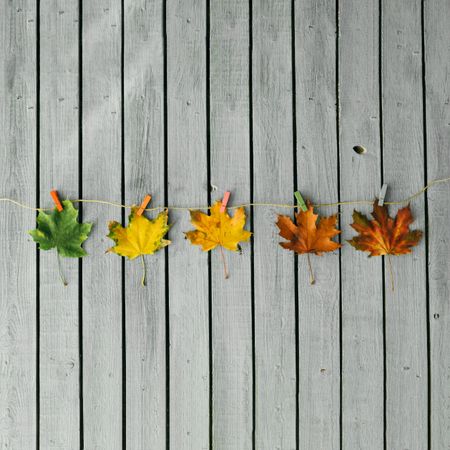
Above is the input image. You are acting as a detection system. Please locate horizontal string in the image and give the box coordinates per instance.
[0,176,449,213]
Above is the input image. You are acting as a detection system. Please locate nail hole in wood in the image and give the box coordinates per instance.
[353,145,367,154]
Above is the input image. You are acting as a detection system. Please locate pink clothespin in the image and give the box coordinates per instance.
[220,191,231,213]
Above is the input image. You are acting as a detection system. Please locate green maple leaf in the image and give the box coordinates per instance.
[29,199,92,285]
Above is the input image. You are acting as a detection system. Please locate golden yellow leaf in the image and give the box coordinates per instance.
[185,201,252,278]
[185,201,251,251]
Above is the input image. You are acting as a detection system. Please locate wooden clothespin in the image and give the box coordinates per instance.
[136,194,152,216]
[294,191,308,212]
[50,190,63,212]
[220,191,231,213]
[378,184,388,206]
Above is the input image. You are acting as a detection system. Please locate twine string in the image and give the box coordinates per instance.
[0,176,449,213]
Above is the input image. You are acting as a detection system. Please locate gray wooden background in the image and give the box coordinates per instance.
[0,0,449,449]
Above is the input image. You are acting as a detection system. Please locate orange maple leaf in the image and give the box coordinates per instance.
[348,200,423,290]
[276,202,341,284]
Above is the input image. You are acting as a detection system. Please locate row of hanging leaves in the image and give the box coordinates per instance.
[29,197,422,290]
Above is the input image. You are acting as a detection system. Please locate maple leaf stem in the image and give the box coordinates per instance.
[307,253,315,285]
[219,246,229,279]
[56,252,68,287]
[140,255,147,287]
[387,254,394,292]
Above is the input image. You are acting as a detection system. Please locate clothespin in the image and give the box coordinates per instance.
[294,191,307,212]
[136,194,152,216]
[220,191,231,213]
[378,184,388,206]
[50,190,63,212]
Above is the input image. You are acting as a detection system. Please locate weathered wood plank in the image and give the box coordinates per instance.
[210,1,252,448]
[339,0,384,448]
[294,1,340,448]
[82,1,122,448]
[425,0,450,447]
[124,0,166,448]
[382,2,428,448]
[252,1,296,448]
[0,2,37,449]
[39,1,80,448]
[166,1,209,448]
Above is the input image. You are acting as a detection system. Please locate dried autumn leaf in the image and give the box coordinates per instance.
[276,202,341,284]
[347,200,423,290]
[185,200,252,278]
[29,199,92,286]
[107,207,171,286]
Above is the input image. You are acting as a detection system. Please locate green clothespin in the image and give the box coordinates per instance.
[294,191,308,212]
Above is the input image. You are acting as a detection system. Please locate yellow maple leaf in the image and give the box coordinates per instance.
[107,207,171,286]
[185,200,252,278]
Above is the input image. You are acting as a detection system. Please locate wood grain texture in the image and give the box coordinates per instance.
[1,2,450,448]
[425,0,450,447]
[39,1,80,448]
[123,1,166,448]
[252,1,296,448]
[81,1,123,448]
[382,1,428,448]
[294,1,340,448]
[210,1,252,448]
[166,1,209,448]
[339,0,384,448]
[0,2,37,448]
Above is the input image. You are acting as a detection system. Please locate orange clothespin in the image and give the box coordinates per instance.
[220,191,231,213]
[50,190,63,212]
[136,194,152,216]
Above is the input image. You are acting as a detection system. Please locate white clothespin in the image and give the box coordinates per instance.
[378,184,388,206]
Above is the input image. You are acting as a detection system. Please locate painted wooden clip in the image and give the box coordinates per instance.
[50,190,63,212]
[220,191,231,213]
[136,194,152,216]
[294,191,308,212]
[378,184,388,206]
